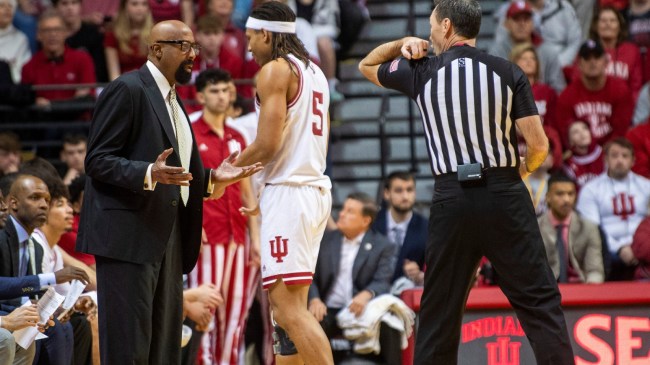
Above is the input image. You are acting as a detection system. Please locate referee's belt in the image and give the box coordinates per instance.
[435,166,519,183]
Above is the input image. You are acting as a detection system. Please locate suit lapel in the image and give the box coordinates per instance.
[330,231,343,276]
[6,219,19,276]
[568,212,581,255]
[139,66,179,152]
[352,231,372,279]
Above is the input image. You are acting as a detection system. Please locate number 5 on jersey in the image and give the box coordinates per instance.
[312,91,325,136]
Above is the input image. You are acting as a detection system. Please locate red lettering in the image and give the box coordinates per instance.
[312,91,324,136]
[616,317,650,365]
[503,317,516,336]
[574,314,614,365]
[487,337,521,365]
[484,317,496,338]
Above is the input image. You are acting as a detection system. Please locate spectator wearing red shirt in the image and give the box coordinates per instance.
[177,14,245,110]
[203,0,247,59]
[563,120,605,190]
[148,0,194,27]
[104,0,153,80]
[557,39,634,148]
[626,121,650,178]
[21,11,95,106]
[55,0,108,83]
[627,0,650,83]
[510,43,563,169]
[590,6,644,99]
[58,174,96,268]
[187,69,259,365]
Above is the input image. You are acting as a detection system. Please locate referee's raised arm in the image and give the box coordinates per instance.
[359,37,429,87]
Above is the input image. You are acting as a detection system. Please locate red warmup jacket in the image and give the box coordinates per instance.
[626,122,650,179]
[556,76,634,148]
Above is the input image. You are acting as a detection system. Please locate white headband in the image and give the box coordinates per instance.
[245,17,296,34]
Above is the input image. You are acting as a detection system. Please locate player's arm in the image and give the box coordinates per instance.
[234,60,290,167]
[359,37,429,87]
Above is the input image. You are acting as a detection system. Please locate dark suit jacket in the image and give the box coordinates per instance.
[372,208,427,281]
[308,229,396,304]
[0,275,40,300]
[0,217,44,307]
[77,65,209,274]
[538,211,604,283]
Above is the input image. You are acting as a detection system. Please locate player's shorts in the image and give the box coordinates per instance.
[260,183,331,290]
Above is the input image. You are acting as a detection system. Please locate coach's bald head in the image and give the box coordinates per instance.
[148,20,197,85]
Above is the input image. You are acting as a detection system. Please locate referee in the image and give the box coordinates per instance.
[359,1,574,364]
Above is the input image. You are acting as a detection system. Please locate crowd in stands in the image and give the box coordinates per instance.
[0,0,650,364]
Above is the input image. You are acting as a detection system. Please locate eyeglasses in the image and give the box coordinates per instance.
[155,40,201,55]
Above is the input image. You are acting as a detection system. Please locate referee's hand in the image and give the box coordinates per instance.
[401,37,429,60]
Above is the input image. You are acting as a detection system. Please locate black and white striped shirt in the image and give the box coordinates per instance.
[378,45,538,176]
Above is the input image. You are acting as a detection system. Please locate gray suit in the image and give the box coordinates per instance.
[308,229,400,364]
[309,229,396,302]
[538,211,605,283]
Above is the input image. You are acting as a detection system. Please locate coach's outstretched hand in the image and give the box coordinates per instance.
[152,148,193,186]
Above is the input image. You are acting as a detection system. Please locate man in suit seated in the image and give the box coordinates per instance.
[538,173,605,283]
[372,171,427,286]
[0,174,89,365]
[308,192,401,364]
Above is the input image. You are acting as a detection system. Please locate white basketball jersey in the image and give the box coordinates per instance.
[255,54,331,189]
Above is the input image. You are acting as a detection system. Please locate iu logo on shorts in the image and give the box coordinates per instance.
[612,193,635,220]
[270,236,289,263]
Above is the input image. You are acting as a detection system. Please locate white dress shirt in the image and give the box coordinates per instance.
[143,60,194,191]
[326,232,364,309]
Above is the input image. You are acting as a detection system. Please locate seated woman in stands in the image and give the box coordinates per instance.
[104,0,152,80]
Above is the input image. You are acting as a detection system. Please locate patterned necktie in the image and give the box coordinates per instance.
[168,86,190,205]
[19,238,35,276]
[555,224,568,283]
[19,239,29,277]
[392,226,404,247]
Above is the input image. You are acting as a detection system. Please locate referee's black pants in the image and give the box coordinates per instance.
[413,168,574,365]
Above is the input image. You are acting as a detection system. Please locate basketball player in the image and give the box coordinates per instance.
[234,2,333,364]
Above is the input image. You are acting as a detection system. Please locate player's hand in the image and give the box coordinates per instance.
[619,245,639,266]
[1,305,39,331]
[211,151,263,184]
[194,284,224,309]
[348,290,373,317]
[239,203,260,217]
[74,296,97,321]
[185,301,213,330]
[37,315,55,333]
[401,37,429,60]
[54,266,89,285]
[151,148,193,186]
[309,298,327,322]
